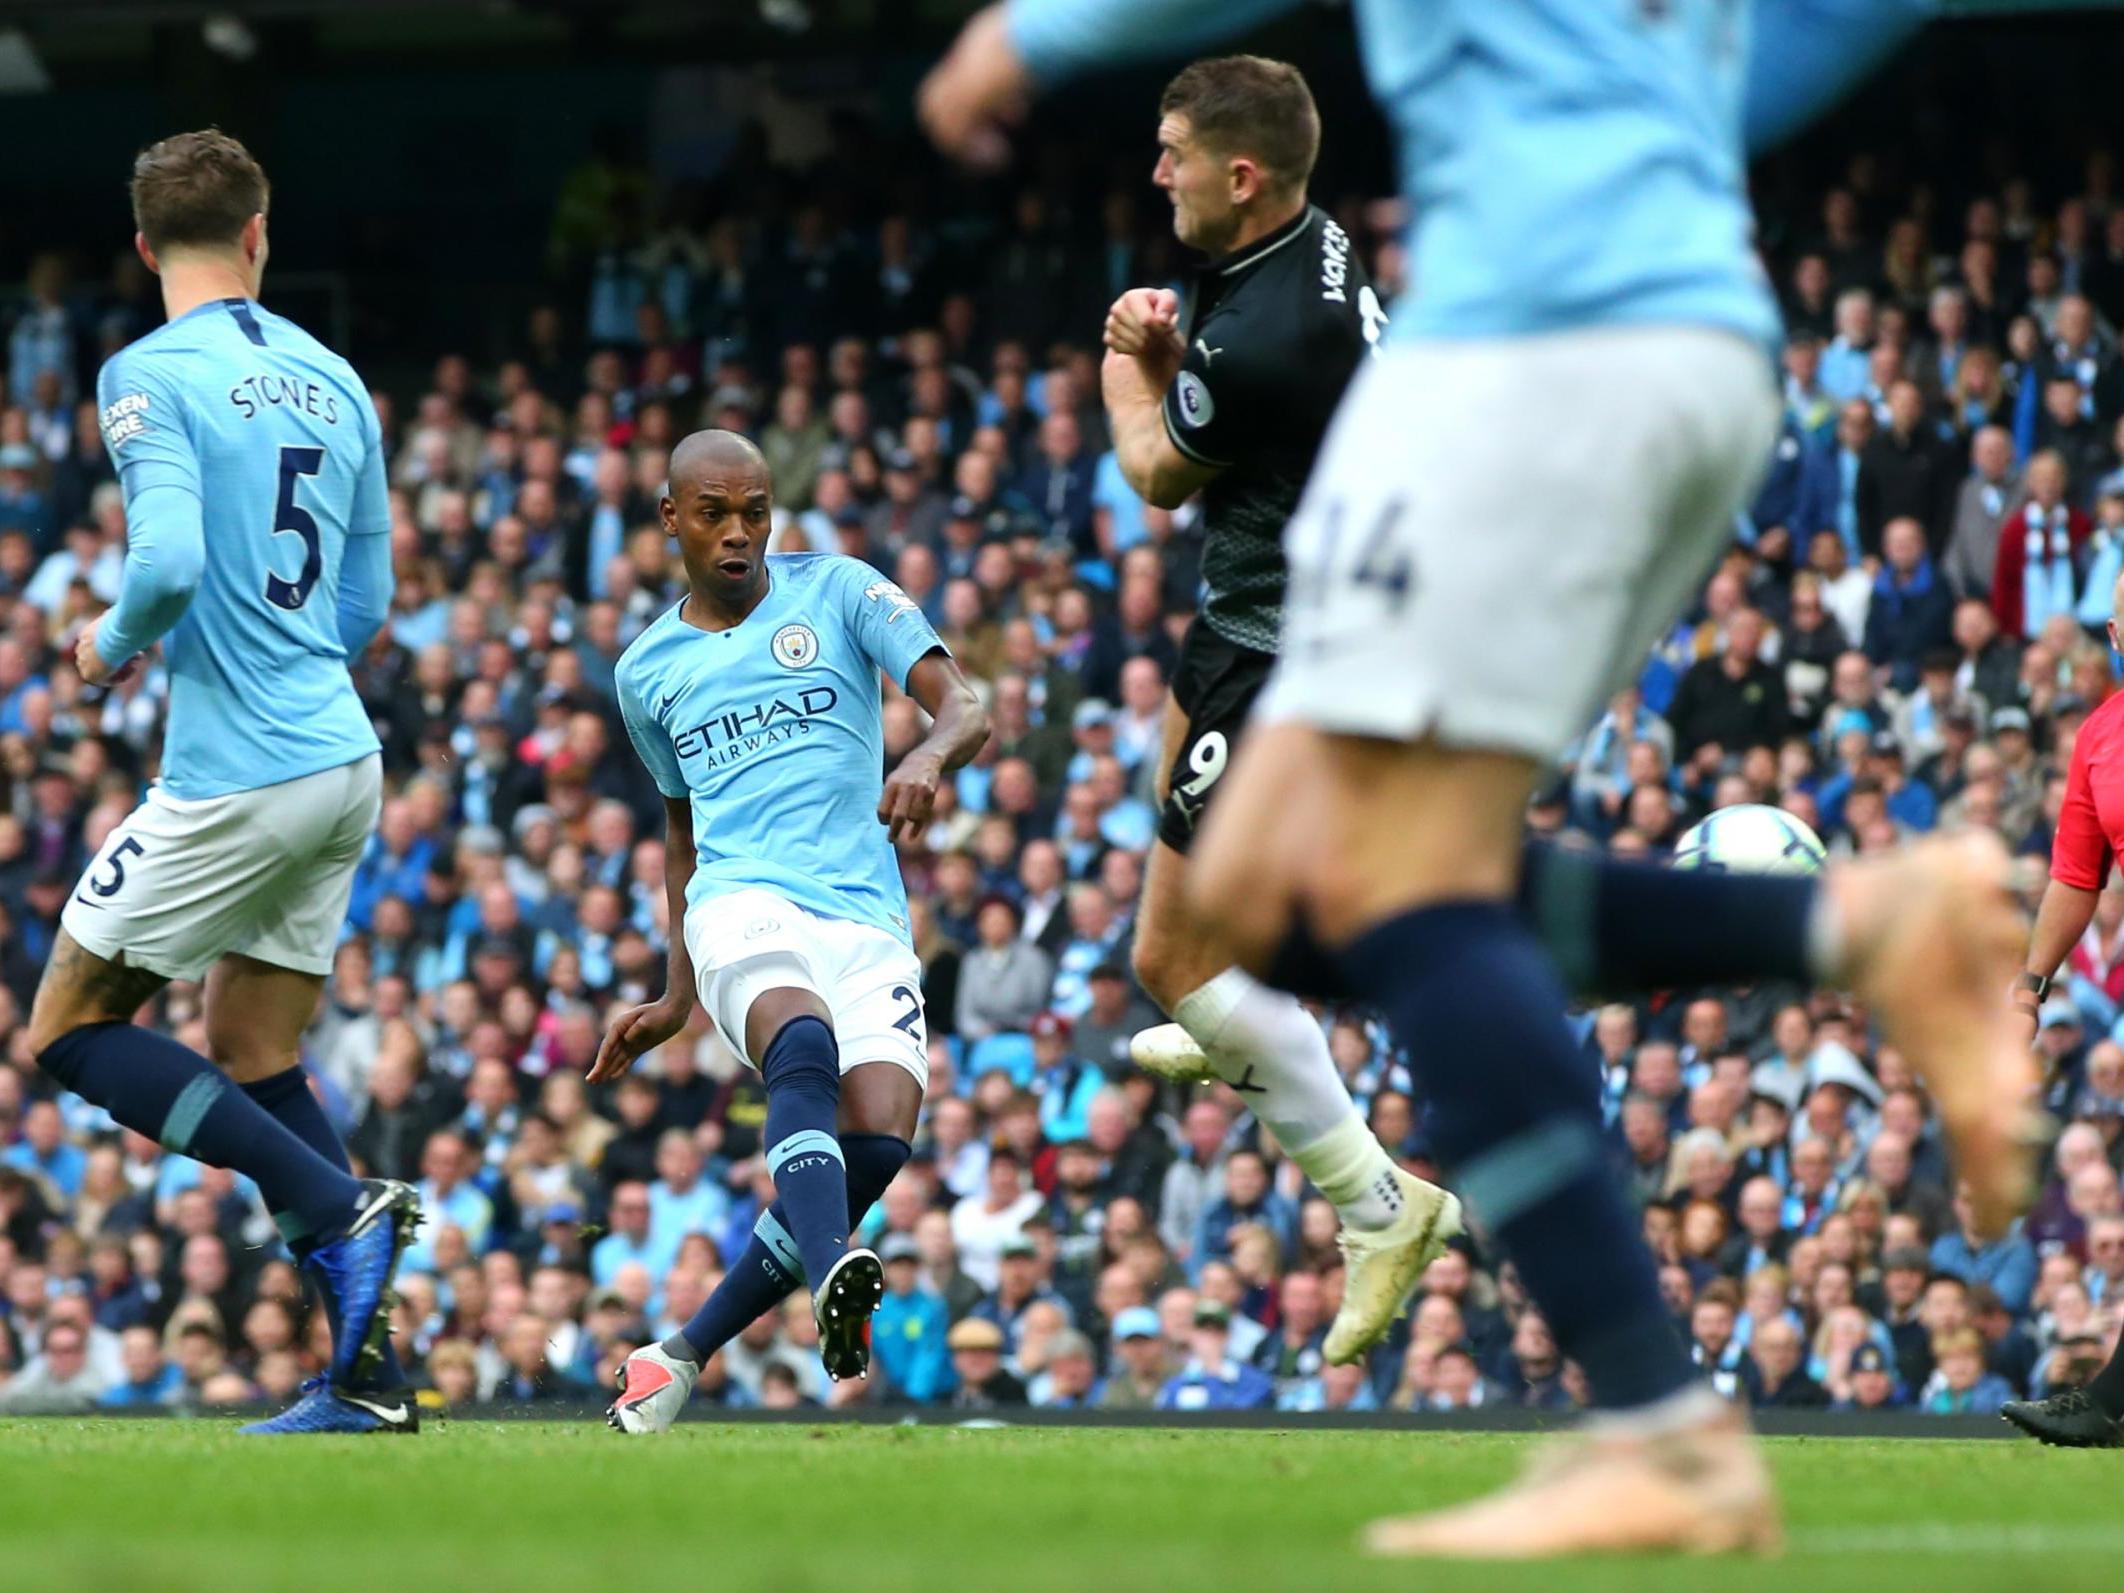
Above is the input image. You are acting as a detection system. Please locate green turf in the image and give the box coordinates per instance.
[4,1420,2121,1592]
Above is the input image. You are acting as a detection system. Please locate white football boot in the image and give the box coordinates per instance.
[1129,1021,1219,1085]
[607,1341,698,1434]
[1325,1171,1465,1364]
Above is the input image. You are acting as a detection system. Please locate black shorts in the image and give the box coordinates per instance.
[1157,619,1275,854]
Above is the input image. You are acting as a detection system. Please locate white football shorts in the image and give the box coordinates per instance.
[1257,326,1780,759]
[682,887,929,1088]
[62,753,382,983]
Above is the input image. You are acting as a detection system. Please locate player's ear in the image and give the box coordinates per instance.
[243,213,268,269]
[134,232,160,277]
[1229,157,1261,206]
[660,494,678,537]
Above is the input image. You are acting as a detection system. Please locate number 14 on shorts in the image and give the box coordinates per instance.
[1295,498,1415,617]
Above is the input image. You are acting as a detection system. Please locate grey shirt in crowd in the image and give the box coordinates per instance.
[955,942,1056,1043]
[1944,469,2024,600]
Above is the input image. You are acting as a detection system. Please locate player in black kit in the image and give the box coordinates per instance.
[1101,55,1461,1366]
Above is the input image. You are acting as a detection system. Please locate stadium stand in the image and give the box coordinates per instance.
[2,37,2123,1425]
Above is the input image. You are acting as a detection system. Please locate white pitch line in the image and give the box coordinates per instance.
[1792,1524,2124,1555]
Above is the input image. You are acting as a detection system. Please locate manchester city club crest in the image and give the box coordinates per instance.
[771,623,820,668]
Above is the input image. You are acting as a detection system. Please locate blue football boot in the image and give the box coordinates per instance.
[304,1178,422,1388]
[240,1376,420,1436]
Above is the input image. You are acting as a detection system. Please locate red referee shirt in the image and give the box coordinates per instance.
[2053,689,2124,889]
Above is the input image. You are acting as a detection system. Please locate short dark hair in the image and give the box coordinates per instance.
[130,129,269,254]
[1159,56,1320,193]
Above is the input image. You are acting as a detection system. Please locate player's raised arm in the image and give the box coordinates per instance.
[920,0,1300,165]
[881,649,991,842]
[1102,308,1220,510]
[1746,0,1938,155]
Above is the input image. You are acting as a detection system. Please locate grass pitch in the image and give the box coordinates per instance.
[3,1419,2120,1591]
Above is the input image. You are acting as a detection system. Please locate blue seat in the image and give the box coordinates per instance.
[965,1031,1036,1087]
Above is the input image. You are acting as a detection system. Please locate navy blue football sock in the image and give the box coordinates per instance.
[242,1064,408,1388]
[759,1016,851,1291]
[1266,842,1819,1006]
[242,1066,352,1243]
[1267,917,1353,1003]
[669,1207,807,1364]
[1337,902,1696,1411]
[839,1132,915,1216]
[670,1131,912,1363]
[1519,840,1819,997]
[40,1023,363,1244]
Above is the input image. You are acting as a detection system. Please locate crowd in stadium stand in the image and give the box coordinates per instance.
[5,143,2124,1422]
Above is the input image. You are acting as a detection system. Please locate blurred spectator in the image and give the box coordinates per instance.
[1833,1342,1907,1411]
[1929,1186,2038,1316]
[1859,381,1957,554]
[951,1149,1042,1291]
[945,1317,1026,1409]
[591,1181,668,1286]
[0,1319,102,1413]
[1990,451,2089,638]
[1030,1329,1100,1408]
[1864,518,1955,692]
[10,257,77,409]
[1029,1014,1103,1143]
[1155,1299,1274,1412]
[874,1234,952,1403]
[647,1130,728,1259]
[1919,1327,2014,1415]
[404,1131,494,1276]
[98,1324,183,1408]
[1668,608,1787,760]
[956,898,1053,1043]
[1740,1315,1829,1409]
[1096,1305,1171,1410]
[4,1100,84,1201]
[1195,1150,1298,1273]
[1945,427,2026,600]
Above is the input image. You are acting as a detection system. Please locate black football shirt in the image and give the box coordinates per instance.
[1160,204,1386,652]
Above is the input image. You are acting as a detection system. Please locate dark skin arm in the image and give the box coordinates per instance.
[589,796,697,1083]
[878,648,992,842]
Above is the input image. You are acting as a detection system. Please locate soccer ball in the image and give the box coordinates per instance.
[1671,803,1826,876]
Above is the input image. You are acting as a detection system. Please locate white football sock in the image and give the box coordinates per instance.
[1172,968,1405,1230]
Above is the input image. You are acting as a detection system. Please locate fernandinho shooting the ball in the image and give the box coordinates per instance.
[597,429,988,1431]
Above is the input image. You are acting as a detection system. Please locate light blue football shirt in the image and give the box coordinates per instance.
[1008,0,1936,352]
[96,297,387,799]
[615,553,947,946]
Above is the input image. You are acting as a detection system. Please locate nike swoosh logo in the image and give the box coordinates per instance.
[340,1394,411,1425]
[347,1183,402,1239]
[70,895,104,910]
[659,692,680,713]
[621,1360,675,1405]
